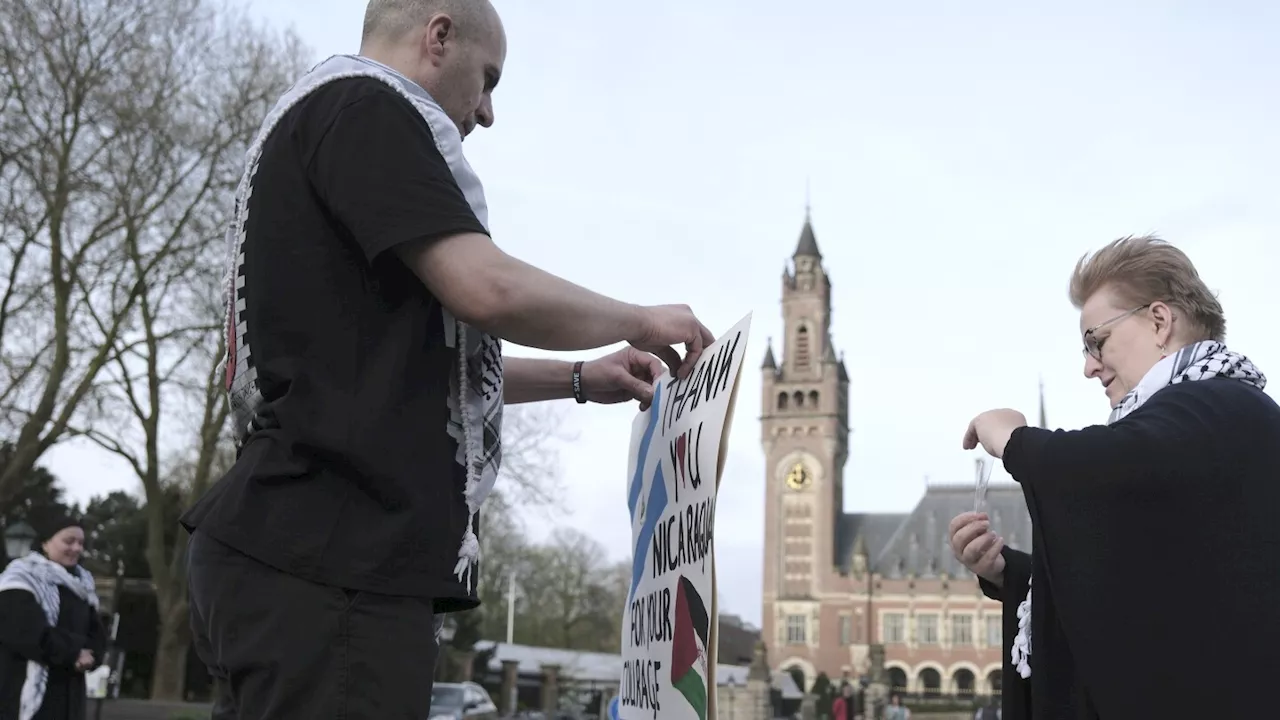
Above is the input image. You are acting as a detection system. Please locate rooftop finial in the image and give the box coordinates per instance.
[1038,375,1048,429]
[804,177,811,218]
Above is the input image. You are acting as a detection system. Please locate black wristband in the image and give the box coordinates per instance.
[572,361,587,404]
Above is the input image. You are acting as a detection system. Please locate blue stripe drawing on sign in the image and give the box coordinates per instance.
[628,384,661,520]
[629,463,668,602]
[608,695,620,720]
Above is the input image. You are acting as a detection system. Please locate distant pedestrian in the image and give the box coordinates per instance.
[0,515,106,720]
[831,682,858,720]
[884,694,910,720]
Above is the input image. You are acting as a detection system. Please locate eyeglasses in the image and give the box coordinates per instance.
[1082,304,1150,360]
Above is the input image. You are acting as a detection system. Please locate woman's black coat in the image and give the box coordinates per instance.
[981,379,1280,719]
[0,582,106,720]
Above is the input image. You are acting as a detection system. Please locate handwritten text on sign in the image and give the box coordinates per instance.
[618,314,751,720]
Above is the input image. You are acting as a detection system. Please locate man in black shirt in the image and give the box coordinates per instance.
[181,1,714,718]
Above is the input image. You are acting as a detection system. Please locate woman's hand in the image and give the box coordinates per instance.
[75,649,94,671]
[949,512,1007,587]
[962,409,1028,458]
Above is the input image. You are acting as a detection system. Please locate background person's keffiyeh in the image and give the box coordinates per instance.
[1009,340,1265,678]
[0,552,99,720]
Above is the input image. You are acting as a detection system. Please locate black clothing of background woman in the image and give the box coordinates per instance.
[0,515,106,720]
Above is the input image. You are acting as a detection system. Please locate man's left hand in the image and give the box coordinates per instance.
[580,347,669,409]
[962,408,1028,458]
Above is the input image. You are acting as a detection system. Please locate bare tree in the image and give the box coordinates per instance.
[0,0,306,503]
[83,275,230,699]
[454,403,574,646]
[498,402,575,507]
[2,0,312,699]
[469,516,630,653]
[515,528,628,652]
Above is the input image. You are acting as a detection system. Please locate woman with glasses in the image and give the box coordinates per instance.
[948,235,1280,719]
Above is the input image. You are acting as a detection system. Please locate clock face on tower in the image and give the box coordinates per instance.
[785,462,812,490]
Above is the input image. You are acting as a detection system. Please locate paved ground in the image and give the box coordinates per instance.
[94,699,212,720]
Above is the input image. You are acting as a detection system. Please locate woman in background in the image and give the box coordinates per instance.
[831,682,858,720]
[883,694,910,720]
[0,515,105,720]
[950,235,1280,719]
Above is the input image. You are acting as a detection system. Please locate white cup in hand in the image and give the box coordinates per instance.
[948,511,1006,585]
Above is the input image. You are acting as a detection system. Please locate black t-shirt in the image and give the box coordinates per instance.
[181,77,488,610]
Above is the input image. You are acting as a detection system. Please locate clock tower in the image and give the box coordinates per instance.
[760,211,850,661]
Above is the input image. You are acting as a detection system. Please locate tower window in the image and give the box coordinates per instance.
[793,391,804,407]
[795,326,811,369]
[777,392,788,410]
[785,614,807,645]
[808,390,819,406]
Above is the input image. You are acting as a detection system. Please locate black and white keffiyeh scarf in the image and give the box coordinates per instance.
[1010,340,1266,679]
[218,55,504,592]
[0,552,99,720]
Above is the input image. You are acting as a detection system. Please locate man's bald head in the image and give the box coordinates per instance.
[362,0,499,45]
[359,0,507,139]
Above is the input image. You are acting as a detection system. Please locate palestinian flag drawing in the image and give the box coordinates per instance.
[671,575,710,720]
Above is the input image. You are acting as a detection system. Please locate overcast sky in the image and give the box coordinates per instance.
[43,0,1280,628]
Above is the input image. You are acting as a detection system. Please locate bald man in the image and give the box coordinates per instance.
[181,1,713,717]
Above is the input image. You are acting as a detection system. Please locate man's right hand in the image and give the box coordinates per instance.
[629,304,716,380]
[948,511,1006,586]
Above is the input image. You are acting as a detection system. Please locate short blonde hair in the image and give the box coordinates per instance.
[1069,235,1225,341]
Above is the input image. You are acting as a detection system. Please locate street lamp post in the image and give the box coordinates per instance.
[92,560,125,720]
[3,521,36,559]
[435,617,457,682]
[505,570,526,645]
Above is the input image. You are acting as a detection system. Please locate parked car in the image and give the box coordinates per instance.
[431,682,499,720]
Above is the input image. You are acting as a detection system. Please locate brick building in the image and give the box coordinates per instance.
[759,214,1034,697]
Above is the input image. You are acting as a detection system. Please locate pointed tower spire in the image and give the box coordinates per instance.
[1038,376,1048,429]
[793,212,822,259]
[761,337,777,370]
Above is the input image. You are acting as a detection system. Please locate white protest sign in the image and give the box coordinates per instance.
[616,314,751,720]
[85,665,110,699]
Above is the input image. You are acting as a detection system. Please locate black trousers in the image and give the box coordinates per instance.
[187,531,439,720]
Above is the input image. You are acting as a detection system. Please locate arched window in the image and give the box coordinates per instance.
[808,390,819,407]
[987,670,1003,695]
[787,666,807,693]
[919,668,942,697]
[777,392,788,410]
[795,325,811,369]
[953,669,975,696]
[793,391,804,407]
[887,668,908,694]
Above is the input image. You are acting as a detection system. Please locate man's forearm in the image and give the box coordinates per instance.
[483,255,648,350]
[396,233,649,351]
[503,357,575,404]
